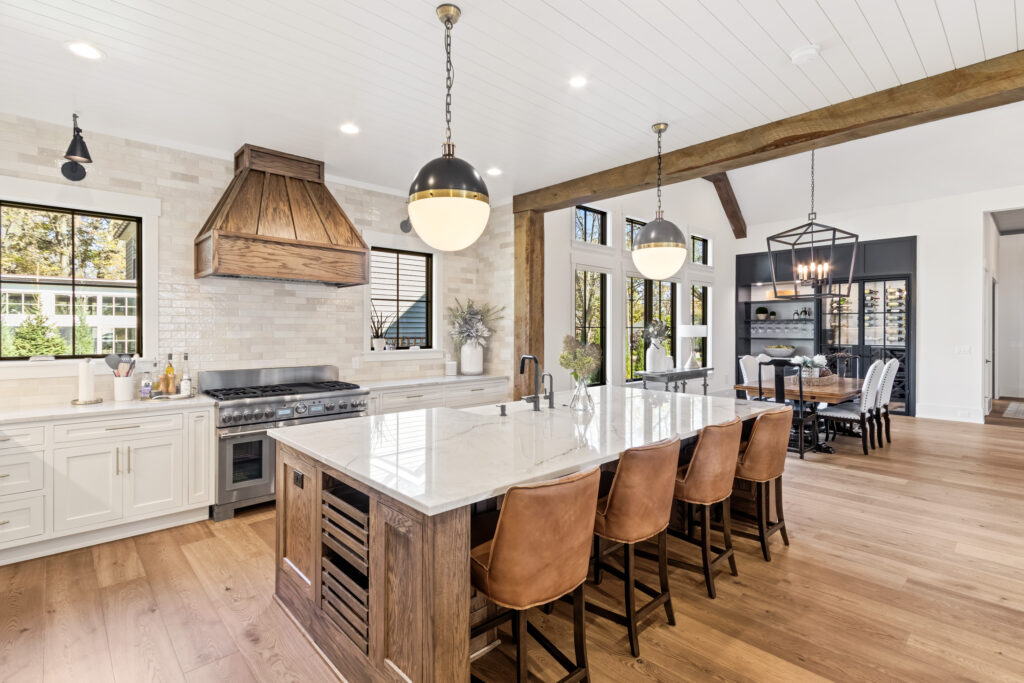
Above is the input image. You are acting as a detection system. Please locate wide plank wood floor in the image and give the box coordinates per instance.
[984,397,1024,428]
[2,415,1023,682]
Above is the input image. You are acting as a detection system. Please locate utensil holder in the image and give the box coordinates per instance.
[113,376,136,402]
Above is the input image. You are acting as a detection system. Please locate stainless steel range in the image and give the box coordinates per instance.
[200,365,369,521]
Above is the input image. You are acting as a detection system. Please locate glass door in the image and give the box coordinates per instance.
[821,282,860,352]
[864,279,909,413]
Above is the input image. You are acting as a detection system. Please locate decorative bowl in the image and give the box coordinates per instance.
[764,346,796,358]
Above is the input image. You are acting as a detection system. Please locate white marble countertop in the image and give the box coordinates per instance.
[0,395,216,425]
[269,386,774,516]
[360,375,509,391]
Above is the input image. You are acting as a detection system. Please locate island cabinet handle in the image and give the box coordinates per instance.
[106,424,141,431]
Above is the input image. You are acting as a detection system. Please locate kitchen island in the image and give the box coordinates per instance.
[267,386,775,682]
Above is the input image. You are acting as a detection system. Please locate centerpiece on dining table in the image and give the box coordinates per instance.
[789,354,836,386]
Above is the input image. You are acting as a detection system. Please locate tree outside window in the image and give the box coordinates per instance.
[691,284,709,367]
[574,206,607,245]
[625,218,646,249]
[574,270,605,385]
[626,277,675,380]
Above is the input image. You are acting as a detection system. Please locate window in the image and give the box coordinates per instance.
[574,270,606,385]
[625,218,646,249]
[690,284,709,367]
[691,235,709,265]
[574,206,607,245]
[370,247,432,349]
[625,277,675,381]
[0,201,141,360]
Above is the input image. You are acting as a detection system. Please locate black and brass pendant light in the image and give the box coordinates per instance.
[766,149,858,299]
[631,122,687,280]
[61,113,92,182]
[407,4,489,251]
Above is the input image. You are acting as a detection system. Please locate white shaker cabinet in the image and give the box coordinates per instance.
[124,432,184,519]
[53,441,123,531]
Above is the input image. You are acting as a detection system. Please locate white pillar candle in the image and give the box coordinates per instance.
[78,359,95,402]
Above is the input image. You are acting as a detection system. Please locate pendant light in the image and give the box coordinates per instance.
[407,4,489,252]
[766,149,858,300]
[61,113,91,182]
[632,123,687,280]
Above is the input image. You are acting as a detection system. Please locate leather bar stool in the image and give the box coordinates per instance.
[589,437,680,657]
[734,406,793,561]
[469,468,600,683]
[668,417,743,599]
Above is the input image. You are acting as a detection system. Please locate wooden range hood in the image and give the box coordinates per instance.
[195,145,369,286]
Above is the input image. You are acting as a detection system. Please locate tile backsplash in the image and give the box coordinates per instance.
[0,114,514,408]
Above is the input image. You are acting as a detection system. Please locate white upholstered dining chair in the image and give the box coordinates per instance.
[819,359,884,455]
[873,358,900,447]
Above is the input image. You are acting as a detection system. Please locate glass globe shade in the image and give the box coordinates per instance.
[631,245,687,280]
[407,196,490,251]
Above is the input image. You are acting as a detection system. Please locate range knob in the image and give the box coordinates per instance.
[264,408,275,419]
[232,413,244,423]
[354,400,365,409]
[294,403,307,415]
[220,413,232,424]
[338,401,349,411]
[242,410,253,421]
[325,402,336,411]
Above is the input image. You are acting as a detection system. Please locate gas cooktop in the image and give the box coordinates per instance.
[203,380,360,402]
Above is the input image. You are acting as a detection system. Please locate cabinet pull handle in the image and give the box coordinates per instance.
[406,394,424,399]
[115,447,120,476]
[106,424,141,431]
[0,437,10,442]
[470,388,484,392]
[0,520,9,526]
[127,446,131,474]
[0,473,9,478]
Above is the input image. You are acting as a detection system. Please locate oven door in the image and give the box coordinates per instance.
[218,428,275,504]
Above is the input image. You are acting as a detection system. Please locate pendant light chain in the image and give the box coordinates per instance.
[444,18,454,146]
[808,149,816,221]
[656,129,663,215]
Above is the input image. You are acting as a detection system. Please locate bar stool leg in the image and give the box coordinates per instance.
[592,535,603,585]
[623,542,639,657]
[512,610,527,682]
[755,481,771,561]
[700,504,716,599]
[776,477,790,546]
[571,584,589,682]
[722,499,737,576]
[658,529,675,626]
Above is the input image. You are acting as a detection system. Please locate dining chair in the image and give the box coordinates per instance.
[874,358,900,446]
[739,354,773,400]
[820,360,884,455]
[758,359,816,458]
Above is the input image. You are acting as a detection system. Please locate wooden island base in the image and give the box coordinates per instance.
[275,443,484,682]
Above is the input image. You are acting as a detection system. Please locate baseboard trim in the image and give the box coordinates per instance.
[0,506,209,566]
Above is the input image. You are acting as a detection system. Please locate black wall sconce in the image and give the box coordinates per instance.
[61,113,92,181]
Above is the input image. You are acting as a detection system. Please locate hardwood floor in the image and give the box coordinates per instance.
[2,415,1024,682]
[984,397,1024,428]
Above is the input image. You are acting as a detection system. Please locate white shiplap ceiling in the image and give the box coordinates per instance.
[0,0,1021,203]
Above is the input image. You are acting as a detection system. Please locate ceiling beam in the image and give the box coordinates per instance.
[703,173,746,239]
[513,50,1024,215]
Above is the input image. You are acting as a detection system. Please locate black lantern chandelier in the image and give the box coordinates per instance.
[407,4,489,252]
[766,150,857,300]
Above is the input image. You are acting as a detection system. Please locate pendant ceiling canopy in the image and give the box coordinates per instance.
[631,122,686,280]
[407,4,490,252]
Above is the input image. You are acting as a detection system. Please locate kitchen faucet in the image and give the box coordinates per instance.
[519,355,541,411]
[541,371,555,409]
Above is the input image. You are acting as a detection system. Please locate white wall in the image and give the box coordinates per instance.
[997,233,1024,398]
[542,179,737,395]
[735,186,1024,423]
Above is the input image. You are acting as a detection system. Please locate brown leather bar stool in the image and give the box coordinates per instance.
[734,406,793,561]
[589,437,680,657]
[469,468,600,683]
[668,417,743,599]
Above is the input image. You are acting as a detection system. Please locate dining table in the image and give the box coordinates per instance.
[732,377,864,404]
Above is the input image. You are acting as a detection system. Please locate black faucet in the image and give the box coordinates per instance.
[519,355,541,411]
[541,371,555,409]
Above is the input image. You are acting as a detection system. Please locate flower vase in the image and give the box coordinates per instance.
[645,340,666,373]
[372,337,386,352]
[569,376,594,413]
[460,341,483,375]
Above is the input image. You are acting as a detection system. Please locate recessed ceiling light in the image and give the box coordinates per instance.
[569,75,587,89]
[486,167,502,176]
[339,123,360,135]
[789,44,820,65]
[67,42,104,60]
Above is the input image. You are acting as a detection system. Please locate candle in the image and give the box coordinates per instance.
[78,359,94,402]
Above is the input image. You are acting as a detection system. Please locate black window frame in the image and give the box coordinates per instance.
[574,205,607,245]
[691,235,709,265]
[625,277,676,382]
[369,246,433,350]
[625,217,646,250]
[691,284,709,368]
[0,200,142,361]
[574,269,606,386]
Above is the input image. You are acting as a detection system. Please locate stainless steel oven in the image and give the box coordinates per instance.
[218,425,276,516]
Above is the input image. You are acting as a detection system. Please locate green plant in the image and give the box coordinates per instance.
[558,335,602,382]
[755,306,769,315]
[369,305,394,339]
[447,298,504,349]
[9,312,69,357]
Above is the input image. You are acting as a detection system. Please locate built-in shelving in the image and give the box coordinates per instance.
[321,478,371,654]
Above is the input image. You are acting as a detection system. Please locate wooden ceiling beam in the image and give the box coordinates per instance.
[703,173,746,239]
[512,50,1024,215]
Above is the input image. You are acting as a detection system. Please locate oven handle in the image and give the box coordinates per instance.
[219,429,269,440]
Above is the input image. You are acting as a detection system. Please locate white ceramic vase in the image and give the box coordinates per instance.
[645,340,667,372]
[372,338,386,352]
[460,341,484,375]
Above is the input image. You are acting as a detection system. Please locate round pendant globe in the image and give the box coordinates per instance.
[631,217,687,280]
[408,154,490,251]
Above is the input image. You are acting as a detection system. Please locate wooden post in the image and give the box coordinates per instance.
[514,210,544,400]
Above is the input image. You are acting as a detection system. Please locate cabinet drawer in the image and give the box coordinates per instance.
[0,425,44,451]
[378,387,445,413]
[0,449,44,496]
[444,381,509,408]
[0,495,45,544]
[54,413,184,443]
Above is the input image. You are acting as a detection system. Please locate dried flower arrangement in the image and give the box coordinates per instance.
[447,298,504,350]
[559,335,603,382]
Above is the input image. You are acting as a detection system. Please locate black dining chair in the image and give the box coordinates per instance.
[757,359,817,459]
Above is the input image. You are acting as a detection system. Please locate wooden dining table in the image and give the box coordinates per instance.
[733,377,864,404]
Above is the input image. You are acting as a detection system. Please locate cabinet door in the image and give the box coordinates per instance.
[124,432,184,519]
[53,442,123,531]
[278,446,318,598]
[186,411,213,505]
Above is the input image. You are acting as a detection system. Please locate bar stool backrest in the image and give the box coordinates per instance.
[859,360,885,414]
[678,418,743,505]
[483,468,600,609]
[598,437,680,543]
[736,406,793,482]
